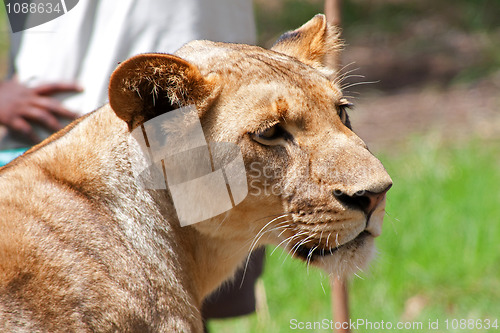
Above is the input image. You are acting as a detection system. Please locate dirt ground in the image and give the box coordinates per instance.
[338,44,500,153]
[348,74,500,152]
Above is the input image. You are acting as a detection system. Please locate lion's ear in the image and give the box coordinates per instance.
[271,14,342,70]
[109,53,211,129]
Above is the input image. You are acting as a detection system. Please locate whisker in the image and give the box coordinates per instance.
[339,74,366,84]
[290,234,314,258]
[320,281,326,296]
[341,80,380,90]
[326,232,332,250]
[306,244,319,274]
[245,215,291,251]
[344,90,362,95]
[385,210,400,223]
[288,237,310,266]
[384,210,400,235]
[277,228,288,238]
[334,66,361,86]
[239,214,291,287]
[341,92,361,99]
[279,232,310,265]
[281,233,309,265]
[337,61,357,73]
[244,222,289,263]
[283,232,309,257]
[214,213,230,232]
[334,62,359,82]
[270,232,299,256]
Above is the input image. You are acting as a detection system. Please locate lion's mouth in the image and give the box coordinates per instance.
[293,230,371,262]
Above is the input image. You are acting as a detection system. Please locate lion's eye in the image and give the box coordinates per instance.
[251,124,288,145]
[338,98,353,128]
[338,106,348,124]
[258,126,277,139]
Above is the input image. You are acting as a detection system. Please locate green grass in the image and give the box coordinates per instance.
[208,137,500,332]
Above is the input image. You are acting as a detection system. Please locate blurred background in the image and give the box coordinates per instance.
[224,1,500,332]
[1,1,499,332]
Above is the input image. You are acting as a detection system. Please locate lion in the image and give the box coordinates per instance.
[0,15,392,332]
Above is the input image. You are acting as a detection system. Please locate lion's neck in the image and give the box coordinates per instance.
[40,106,253,306]
[189,233,252,301]
[113,189,252,305]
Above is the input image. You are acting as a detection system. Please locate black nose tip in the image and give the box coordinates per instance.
[333,184,391,215]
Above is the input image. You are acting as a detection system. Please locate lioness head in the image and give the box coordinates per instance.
[109,15,392,279]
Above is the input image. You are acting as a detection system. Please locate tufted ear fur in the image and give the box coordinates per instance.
[271,14,342,71]
[108,53,212,130]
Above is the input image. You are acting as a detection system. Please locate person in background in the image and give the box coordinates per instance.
[1,0,256,148]
[0,1,264,331]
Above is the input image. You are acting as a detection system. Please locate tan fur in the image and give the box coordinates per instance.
[0,15,391,332]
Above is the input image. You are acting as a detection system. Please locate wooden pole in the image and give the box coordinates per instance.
[324,0,343,72]
[331,277,351,333]
[326,2,350,332]
[324,0,342,27]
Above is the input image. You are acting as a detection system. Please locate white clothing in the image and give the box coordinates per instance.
[14,0,256,115]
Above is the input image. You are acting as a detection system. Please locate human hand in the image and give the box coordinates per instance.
[0,78,82,143]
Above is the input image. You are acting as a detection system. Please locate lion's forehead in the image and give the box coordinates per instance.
[231,82,338,127]
[178,40,339,93]
[178,40,344,135]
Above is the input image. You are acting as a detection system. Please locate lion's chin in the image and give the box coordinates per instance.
[292,232,376,278]
[317,235,375,278]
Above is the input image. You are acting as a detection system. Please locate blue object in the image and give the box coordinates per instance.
[0,148,28,167]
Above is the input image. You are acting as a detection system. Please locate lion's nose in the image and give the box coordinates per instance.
[333,184,392,215]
